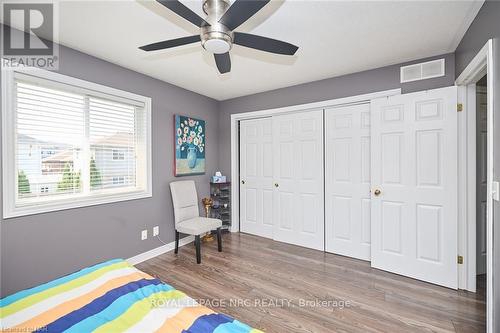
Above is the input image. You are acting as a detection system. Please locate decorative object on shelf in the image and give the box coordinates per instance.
[174,115,206,176]
[202,197,213,218]
[201,197,215,242]
[212,199,220,209]
[210,181,231,232]
[212,171,226,183]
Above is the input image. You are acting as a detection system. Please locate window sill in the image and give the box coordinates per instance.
[2,189,152,219]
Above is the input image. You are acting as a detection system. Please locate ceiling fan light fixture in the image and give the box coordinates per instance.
[201,25,233,54]
[203,38,231,54]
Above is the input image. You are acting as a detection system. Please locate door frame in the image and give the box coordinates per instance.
[455,39,494,332]
[230,88,402,233]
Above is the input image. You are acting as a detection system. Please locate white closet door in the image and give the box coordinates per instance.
[476,86,487,275]
[325,103,371,260]
[239,118,274,239]
[370,86,458,289]
[272,110,324,251]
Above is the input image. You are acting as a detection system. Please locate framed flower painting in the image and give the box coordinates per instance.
[174,115,206,176]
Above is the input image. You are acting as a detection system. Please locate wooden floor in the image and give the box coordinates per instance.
[137,233,486,333]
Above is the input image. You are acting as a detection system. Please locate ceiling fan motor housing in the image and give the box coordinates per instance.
[201,0,233,54]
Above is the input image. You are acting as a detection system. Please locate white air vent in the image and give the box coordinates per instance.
[400,59,445,83]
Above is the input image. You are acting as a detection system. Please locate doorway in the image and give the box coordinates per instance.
[476,75,487,296]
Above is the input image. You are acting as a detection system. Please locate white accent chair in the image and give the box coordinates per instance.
[170,180,222,264]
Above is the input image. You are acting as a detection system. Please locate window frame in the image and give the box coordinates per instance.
[2,68,152,219]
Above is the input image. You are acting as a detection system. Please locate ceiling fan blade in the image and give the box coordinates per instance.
[139,35,201,51]
[219,0,270,31]
[233,32,298,55]
[214,53,231,74]
[157,0,209,27]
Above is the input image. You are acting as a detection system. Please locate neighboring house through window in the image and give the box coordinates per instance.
[112,176,125,185]
[112,149,125,160]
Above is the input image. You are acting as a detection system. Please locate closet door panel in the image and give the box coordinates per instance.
[273,110,324,251]
[240,118,274,238]
[325,103,371,260]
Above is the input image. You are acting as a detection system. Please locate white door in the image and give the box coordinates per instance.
[476,86,487,275]
[273,110,324,250]
[325,103,371,260]
[239,118,274,239]
[370,86,458,289]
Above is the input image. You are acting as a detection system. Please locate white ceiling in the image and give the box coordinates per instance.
[4,0,483,100]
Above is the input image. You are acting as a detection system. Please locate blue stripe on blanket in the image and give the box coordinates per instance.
[183,313,234,333]
[213,320,254,333]
[64,280,173,333]
[36,278,162,333]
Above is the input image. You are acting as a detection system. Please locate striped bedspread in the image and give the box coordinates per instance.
[0,259,263,333]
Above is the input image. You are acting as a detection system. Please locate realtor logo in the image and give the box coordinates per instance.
[1,2,59,70]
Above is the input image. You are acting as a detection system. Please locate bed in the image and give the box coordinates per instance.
[0,259,263,333]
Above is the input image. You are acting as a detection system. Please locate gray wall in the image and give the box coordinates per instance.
[455,0,500,76]
[218,53,455,177]
[0,42,219,297]
[455,1,500,330]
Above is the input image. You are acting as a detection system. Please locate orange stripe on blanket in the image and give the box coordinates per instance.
[155,306,215,333]
[11,272,150,332]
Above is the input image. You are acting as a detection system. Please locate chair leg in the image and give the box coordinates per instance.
[217,227,222,252]
[174,231,179,254]
[195,235,201,264]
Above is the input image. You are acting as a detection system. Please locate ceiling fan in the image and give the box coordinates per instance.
[139,0,299,74]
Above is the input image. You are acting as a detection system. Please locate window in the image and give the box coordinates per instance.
[2,69,152,218]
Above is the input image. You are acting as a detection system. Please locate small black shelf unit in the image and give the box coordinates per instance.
[210,182,231,231]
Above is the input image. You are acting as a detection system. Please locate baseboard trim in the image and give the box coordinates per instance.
[127,235,195,265]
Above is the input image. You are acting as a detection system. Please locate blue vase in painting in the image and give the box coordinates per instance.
[187,146,197,169]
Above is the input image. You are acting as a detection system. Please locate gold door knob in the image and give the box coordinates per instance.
[241,180,245,184]
[373,189,382,196]
[274,183,279,188]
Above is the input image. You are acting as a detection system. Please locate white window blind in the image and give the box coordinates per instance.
[2,70,151,218]
[89,97,137,191]
[16,82,85,199]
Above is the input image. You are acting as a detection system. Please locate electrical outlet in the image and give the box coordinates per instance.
[141,229,148,240]
[153,226,159,236]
